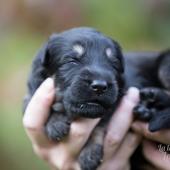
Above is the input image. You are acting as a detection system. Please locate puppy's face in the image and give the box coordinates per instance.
[43,27,124,118]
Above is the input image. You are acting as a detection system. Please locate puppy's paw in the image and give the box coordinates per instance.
[140,87,170,107]
[140,88,156,102]
[134,87,170,132]
[134,87,164,121]
[79,144,103,170]
[45,119,70,141]
[133,104,155,121]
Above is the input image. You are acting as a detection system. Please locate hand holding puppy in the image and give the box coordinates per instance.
[23,78,141,170]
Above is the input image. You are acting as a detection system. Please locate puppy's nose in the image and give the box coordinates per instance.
[90,80,108,94]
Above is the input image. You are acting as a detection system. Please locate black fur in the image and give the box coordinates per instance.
[124,51,170,170]
[23,27,170,170]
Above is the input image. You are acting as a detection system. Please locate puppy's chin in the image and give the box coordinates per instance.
[64,100,113,118]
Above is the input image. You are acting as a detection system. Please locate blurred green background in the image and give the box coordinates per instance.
[1,0,170,169]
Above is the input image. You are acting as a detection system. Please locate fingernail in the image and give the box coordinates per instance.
[126,87,140,103]
[42,78,54,90]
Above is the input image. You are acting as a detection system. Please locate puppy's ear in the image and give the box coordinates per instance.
[27,35,59,94]
[35,34,62,69]
[112,40,124,73]
[36,42,50,66]
[36,34,59,67]
[27,42,51,95]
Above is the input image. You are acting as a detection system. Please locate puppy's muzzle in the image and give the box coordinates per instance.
[64,66,117,118]
[81,67,113,95]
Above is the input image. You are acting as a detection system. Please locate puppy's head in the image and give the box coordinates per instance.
[40,27,124,118]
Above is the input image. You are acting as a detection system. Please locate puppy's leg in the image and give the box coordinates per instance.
[45,113,71,141]
[78,126,104,170]
[134,87,170,132]
[45,102,71,141]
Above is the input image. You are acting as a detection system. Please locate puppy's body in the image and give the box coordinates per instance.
[24,27,170,170]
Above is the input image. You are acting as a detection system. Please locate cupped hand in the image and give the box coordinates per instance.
[23,78,141,170]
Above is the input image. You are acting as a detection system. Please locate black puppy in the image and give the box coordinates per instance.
[24,27,124,170]
[124,51,170,170]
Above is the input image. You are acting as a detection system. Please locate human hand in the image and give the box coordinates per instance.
[132,121,170,170]
[23,78,141,170]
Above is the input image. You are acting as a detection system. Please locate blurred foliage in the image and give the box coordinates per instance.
[0,0,170,169]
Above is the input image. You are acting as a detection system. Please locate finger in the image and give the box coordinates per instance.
[114,132,142,160]
[104,87,139,160]
[23,78,55,146]
[131,121,170,144]
[143,140,170,170]
[99,133,141,170]
[67,118,100,156]
[49,145,82,170]
[98,158,130,170]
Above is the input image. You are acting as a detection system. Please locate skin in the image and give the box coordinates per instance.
[23,78,170,170]
[132,122,170,170]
